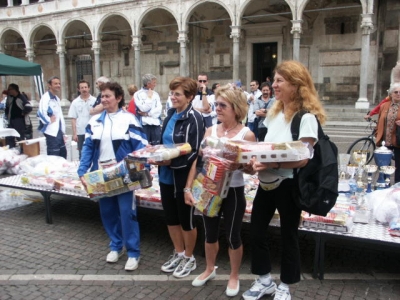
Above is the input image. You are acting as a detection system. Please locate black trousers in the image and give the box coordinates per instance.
[6,117,25,148]
[250,178,301,284]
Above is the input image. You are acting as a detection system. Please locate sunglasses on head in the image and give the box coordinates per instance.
[198,80,207,83]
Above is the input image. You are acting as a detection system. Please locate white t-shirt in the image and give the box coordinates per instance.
[68,95,96,135]
[247,89,262,122]
[192,94,212,117]
[259,111,318,181]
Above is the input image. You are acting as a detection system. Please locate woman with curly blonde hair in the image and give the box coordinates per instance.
[243,60,325,300]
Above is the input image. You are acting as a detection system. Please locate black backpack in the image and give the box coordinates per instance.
[291,111,338,216]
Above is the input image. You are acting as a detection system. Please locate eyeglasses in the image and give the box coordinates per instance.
[198,80,207,83]
[215,102,228,109]
[169,91,184,98]
[393,91,400,95]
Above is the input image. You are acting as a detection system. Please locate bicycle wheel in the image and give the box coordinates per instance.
[347,138,376,165]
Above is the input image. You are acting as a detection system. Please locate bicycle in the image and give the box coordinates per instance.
[347,118,377,165]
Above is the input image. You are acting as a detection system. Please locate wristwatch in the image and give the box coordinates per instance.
[183,187,192,193]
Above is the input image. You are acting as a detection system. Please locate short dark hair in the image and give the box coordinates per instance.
[169,77,197,101]
[211,83,220,91]
[8,83,19,92]
[260,82,271,90]
[100,82,125,108]
[251,80,259,86]
[47,76,60,85]
[77,80,90,88]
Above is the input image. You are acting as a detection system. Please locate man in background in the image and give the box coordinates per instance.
[5,83,32,147]
[37,76,67,158]
[192,73,213,128]
[246,80,262,137]
[68,80,96,159]
[134,74,162,145]
[90,76,110,115]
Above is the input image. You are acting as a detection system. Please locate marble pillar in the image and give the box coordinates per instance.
[91,40,101,84]
[25,48,38,106]
[132,35,141,87]
[177,31,188,77]
[291,20,302,61]
[56,44,69,106]
[356,14,373,109]
[230,26,241,82]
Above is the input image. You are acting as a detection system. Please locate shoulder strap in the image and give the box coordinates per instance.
[290,110,325,141]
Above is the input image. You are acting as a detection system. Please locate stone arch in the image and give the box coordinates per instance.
[95,12,132,41]
[182,0,234,32]
[0,28,27,57]
[60,18,93,42]
[28,24,58,48]
[136,6,179,33]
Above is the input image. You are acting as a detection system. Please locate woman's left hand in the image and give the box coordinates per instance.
[252,160,269,172]
[148,159,171,166]
[396,120,400,126]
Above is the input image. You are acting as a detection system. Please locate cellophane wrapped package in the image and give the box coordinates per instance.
[84,158,150,199]
[128,143,192,162]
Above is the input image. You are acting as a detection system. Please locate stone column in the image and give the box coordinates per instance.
[291,20,302,61]
[7,0,12,7]
[230,26,241,82]
[91,40,101,84]
[56,44,69,106]
[356,14,374,109]
[398,15,400,61]
[25,48,38,106]
[132,35,141,87]
[177,31,188,77]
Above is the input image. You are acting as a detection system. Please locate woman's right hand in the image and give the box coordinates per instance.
[80,176,88,191]
[184,191,196,207]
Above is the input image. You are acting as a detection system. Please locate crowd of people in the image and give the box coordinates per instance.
[3,60,399,300]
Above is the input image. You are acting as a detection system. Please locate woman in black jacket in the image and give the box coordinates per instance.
[149,77,204,278]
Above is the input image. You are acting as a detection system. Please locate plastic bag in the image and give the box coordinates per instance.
[372,189,400,224]
[0,190,34,211]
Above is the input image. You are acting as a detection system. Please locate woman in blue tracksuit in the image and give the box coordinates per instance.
[78,82,148,271]
[149,77,204,279]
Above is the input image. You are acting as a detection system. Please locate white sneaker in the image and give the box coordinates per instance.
[125,257,140,271]
[106,250,124,263]
[161,250,183,273]
[242,278,276,300]
[172,257,196,278]
[274,286,291,300]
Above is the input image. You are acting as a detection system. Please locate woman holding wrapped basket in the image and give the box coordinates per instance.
[148,77,204,278]
[242,60,326,300]
[185,84,256,297]
[78,82,148,271]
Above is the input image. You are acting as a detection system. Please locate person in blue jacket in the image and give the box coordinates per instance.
[78,81,148,271]
[149,77,204,278]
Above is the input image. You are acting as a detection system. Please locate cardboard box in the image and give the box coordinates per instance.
[18,140,40,157]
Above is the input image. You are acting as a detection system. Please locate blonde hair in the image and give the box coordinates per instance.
[214,84,248,122]
[127,84,138,96]
[269,60,326,125]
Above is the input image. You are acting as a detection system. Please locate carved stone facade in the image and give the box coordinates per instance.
[0,0,398,107]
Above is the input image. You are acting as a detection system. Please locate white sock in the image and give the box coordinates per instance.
[183,253,194,260]
[177,251,185,256]
[259,273,272,285]
[278,283,289,291]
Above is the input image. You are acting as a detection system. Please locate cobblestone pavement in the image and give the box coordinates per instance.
[0,194,400,299]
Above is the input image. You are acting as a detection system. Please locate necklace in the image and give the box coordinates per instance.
[222,123,239,136]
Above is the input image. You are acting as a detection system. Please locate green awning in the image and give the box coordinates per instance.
[0,53,42,76]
